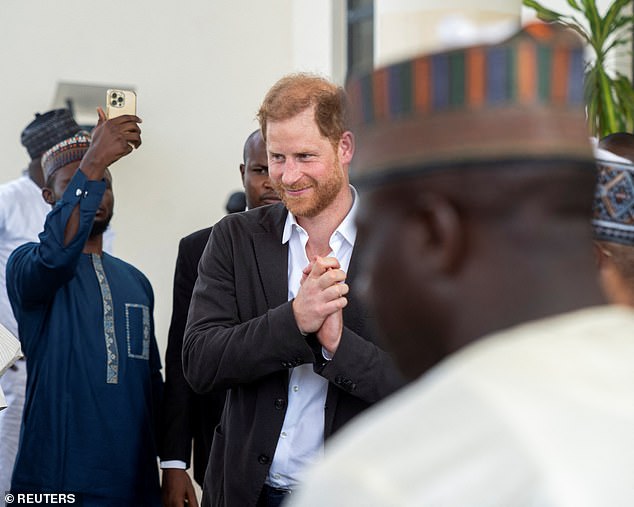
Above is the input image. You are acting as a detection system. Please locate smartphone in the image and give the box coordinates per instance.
[106,89,137,119]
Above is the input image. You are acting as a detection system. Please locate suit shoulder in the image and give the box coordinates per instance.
[180,226,213,250]
[215,203,287,235]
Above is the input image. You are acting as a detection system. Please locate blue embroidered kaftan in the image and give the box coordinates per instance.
[6,170,162,506]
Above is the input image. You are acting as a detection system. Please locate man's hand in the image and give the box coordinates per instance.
[80,107,142,180]
[317,308,344,356]
[161,468,199,507]
[293,256,348,334]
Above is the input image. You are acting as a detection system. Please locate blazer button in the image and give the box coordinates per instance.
[274,398,286,410]
[335,375,343,385]
[258,454,270,465]
[281,361,291,368]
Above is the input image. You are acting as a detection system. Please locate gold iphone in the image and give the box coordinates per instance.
[106,89,137,118]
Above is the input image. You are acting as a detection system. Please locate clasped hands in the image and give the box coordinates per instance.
[292,256,349,356]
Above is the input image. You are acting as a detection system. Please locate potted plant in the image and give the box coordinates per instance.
[523,0,634,137]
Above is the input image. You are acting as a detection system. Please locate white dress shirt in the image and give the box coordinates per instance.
[266,186,358,490]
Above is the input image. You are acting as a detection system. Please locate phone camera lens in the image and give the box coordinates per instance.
[117,96,123,103]
[111,100,117,106]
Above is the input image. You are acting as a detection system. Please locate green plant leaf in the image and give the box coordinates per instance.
[615,78,634,132]
[566,0,582,11]
[524,0,634,135]
[551,20,591,44]
[610,15,634,33]
[603,38,630,56]
[598,70,618,136]
[580,0,602,46]
[602,0,630,29]
[601,0,631,44]
[613,75,634,131]
[523,0,565,22]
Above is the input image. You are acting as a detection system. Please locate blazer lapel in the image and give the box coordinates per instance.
[254,205,288,308]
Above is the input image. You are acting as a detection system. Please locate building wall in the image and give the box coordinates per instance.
[0,0,343,356]
[1,0,629,358]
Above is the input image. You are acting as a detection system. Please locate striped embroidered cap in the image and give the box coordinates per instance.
[41,133,91,180]
[21,109,81,160]
[593,157,634,246]
[346,23,593,182]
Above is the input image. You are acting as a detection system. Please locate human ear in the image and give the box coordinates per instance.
[42,187,55,206]
[410,193,464,274]
[338,131,355,166]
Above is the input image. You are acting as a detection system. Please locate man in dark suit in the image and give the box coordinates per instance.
[183,74,405,507]
[160,130,279,507]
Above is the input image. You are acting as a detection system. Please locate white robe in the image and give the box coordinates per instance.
[288,306,634,507]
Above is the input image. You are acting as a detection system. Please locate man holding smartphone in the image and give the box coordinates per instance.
[7,110,164,506]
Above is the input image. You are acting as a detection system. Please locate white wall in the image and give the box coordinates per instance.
[4,0,627,359]
[0,0,342,356]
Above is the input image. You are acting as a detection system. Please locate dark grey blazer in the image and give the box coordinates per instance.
[183,203,404,507]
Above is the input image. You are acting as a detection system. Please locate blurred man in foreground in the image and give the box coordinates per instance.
[288,25,634,507]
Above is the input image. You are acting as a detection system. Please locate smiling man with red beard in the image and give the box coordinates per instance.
[183,74,404,507]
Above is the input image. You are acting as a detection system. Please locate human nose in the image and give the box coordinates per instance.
[281,159,302,186]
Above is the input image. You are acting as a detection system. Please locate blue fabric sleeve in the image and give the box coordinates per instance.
[7,170,106,307]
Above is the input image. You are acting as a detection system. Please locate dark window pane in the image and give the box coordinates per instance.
[347,0,374,76]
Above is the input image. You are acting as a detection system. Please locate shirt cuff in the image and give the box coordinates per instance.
[321,347,333,361]
[160,460,187,470]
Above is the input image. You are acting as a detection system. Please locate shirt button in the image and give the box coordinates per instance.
[281,432,287,438]
[292,385,299,393]
[274,473,281,480]
[75,189,82,196]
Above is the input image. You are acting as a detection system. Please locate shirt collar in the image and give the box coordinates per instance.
[282,185,359,246]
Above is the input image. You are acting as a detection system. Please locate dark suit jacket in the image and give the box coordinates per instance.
[183,203,404,507]
[159,226,226,486]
